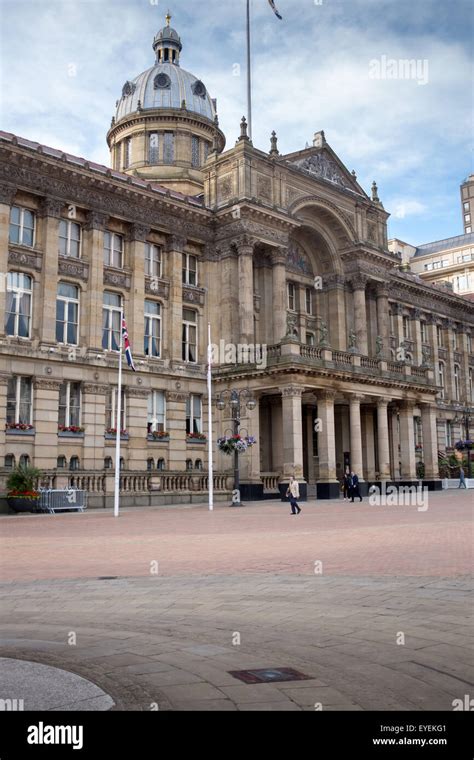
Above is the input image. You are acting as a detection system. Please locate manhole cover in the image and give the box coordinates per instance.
[229,668,311,684]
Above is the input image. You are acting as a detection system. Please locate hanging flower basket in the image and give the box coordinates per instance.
[455,440,473,451]
[217,435,256,456]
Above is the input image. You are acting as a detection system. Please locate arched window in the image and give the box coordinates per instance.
[104,457,113,469]
[147,458,154,471]
[186,459,193,471]
[5,454,15,469]
[57,456,67,469]
[157,458,166,471]
[19,454,30,468]
[119,457,125,471]
[454,364,460,401]
[438,362,445,399]
[195,459,203,471]
[69,456,80,471]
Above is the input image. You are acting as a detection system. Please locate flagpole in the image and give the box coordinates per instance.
[207,323,214,511]
[114,309,123,518]
[246,0,253,141]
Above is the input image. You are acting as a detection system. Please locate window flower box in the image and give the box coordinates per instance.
[6,423,35,436]
[58,425,85,438]
[147,431,170,442]
[105,428,129,441]
[186,433,207,444]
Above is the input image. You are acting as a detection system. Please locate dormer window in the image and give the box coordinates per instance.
[154,73,171,90]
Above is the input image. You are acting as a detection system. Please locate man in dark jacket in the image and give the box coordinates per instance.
[350,471,362,502]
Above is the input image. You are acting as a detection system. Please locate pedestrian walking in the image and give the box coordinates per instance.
[350,471,363,502]
[286,476,302,515]
[458,466,467,488]
[343,472,352,501]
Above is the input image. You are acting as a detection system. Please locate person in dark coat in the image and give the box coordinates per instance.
[350,471,363,502]
[343,472,352,501]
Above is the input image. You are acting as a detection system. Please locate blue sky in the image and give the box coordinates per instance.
[0,0,472,245]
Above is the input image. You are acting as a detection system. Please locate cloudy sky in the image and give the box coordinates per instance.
[0,0,472,245]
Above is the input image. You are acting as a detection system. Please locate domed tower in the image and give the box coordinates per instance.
[106,13,226,195]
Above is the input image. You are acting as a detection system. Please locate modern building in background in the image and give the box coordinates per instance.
[0,16,473,507]
[460,174,474,234]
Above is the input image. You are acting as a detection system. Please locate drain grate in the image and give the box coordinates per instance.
[97,576,119,581]
[229,668,311,684]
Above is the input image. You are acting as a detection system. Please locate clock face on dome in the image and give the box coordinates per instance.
[192,80,206,98]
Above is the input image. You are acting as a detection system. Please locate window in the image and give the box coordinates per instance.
[147,390,166,433]
[287,283,296,311]
[124,137,131,169]
[306,332,315,346]
[58,381,81,428]
[7,377,32,426]
[437,326,443,347]
[145,243,162,278]
[164,132,175,163]
[389,312,395,336]
[403,316,410,339]
[19,454,30,468]
[104,457,113,469]
[147,458,154,471]
[455,274,469,291]
[104,232,124,269]
[186,459,193,470]
[106,387,126,431]
[182,253,198,286]
[469,368,473,402]
[182,308,197,363]
[466,227,472,234]
[102,292,122,351]
[195,459,203,470]
[5,272,32,338]
[149,132,159,163]
[464,202,469,211]
[420,322,427,343]
[157,458,166,471]
[191,135,200,168]
[56,283,79,345]
[120,457,125,471]
[468,333,473,354]
[144,300,161,358]
[59,220,81,258]
[186,395,202,434]
[305,287,313,315]
[5,454,15,469]
[69,456,80,471]
[445,421,453,448]
[9,206,35,247]
[465,214,471,224]
[203,141,210,162]
[57,456,67,469]
[454,365,460,401]
[438,362,445,398]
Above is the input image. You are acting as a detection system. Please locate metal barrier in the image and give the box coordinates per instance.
[38,489,88,514]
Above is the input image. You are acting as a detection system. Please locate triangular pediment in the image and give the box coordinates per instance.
[283,140,368,198]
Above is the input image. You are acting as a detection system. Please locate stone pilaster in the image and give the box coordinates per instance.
[85,212,108,351]
[33,378,61,469]
[421,403,439,480]
[317,390,337,482]
[351,274,368,355]
[362,407,376,480]
[390,407,401,479]
[443,319,456,401]
[82,383,108,470]
[167,391,187,470]
[392,303,405,359]
[281,385,304,479]
[38,197,63,346]
[0,374,9,463]
[167,235,186,364]
[377,400,391,479]
[375,284,390,357]
[399,401,416,479]
[0,185,16,339]
[410,308,422,366]
[128,225,149,354]
[237,238,255,344]
[349,394,364,479]
[326,274,346,350]
[271,248,287,344]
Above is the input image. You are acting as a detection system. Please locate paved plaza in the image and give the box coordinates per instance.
[0,492,472,711]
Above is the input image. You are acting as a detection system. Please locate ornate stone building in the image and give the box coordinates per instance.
[0,17,473,506]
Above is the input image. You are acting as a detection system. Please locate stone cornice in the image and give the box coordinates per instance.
[83,383,110,395]
[58,256,89,282]
[34,378,62,391]
[127,387,150,399]
[8,247,42,273]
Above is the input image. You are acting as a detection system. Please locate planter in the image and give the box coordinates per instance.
[187,438,207,445]
[58,431,85,439]
[147,435,170,443]
[105,433,129,441]
[7,496,40,513]
[6,428,35,436]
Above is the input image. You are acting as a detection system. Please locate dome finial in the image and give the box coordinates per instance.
[166,11,172,26]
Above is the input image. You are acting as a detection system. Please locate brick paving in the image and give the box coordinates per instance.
[0,491,472,711]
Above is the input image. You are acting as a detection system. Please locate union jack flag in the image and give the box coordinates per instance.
[122,318,136,371]
[268,0,283,19]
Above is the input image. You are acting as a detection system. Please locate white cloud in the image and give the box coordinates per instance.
[390,200,428,219]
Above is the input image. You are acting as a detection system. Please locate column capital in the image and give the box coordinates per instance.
[409,307,422,321]
[270,246,287,266]
[325,273,346,289]
[375,282,390,298]
[0,373,10,386]
[348,393,365,404]
[316,389,337,402]
[0,183,16,206]
[400,399,416,412]
[391,302,404,316]
[127,224,150,243]
[85,211,108,231]
[350,273,369,291]
[234,234,256,255]
[33,378,62,391]
[165,234,187,253]
[281,385,304,399]
[376,398,390,409]
[39,196,63,219]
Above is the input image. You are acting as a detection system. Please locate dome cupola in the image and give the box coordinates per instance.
[152,13,183,65]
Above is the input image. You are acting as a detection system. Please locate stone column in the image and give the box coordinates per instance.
[271,248,287,344]
[349,394,364,479]
[38,197,63,346]
[326,274,346,350]
[33,378,61,469]
[377,400,391,479]
[0,375,8,464]
[390,407,401,479]
[82,383,108,470]
[443,319,456,401]
[317,390,337,482]
[128,225,149,355]
[459,327,472,400]
[399,401,416,479]
[376,283,390,358]
[392,303,405,360]
[167,391,187,470]
[421,403,439,480]
[425,314,439,371]
[127,387,149,469]
[237,237,255,344]
[410,308,422,366]
[0,184,16,338]
[167,235,186,365]
[281,385,304,479]
[306,405,316,483]
[220,247,238,347]
[84,212,108,352]
[351,274,368,355]
[362,407,376,480]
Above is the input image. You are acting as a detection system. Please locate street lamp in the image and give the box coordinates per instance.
[453,404,473,477]
[215,389,256,507]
